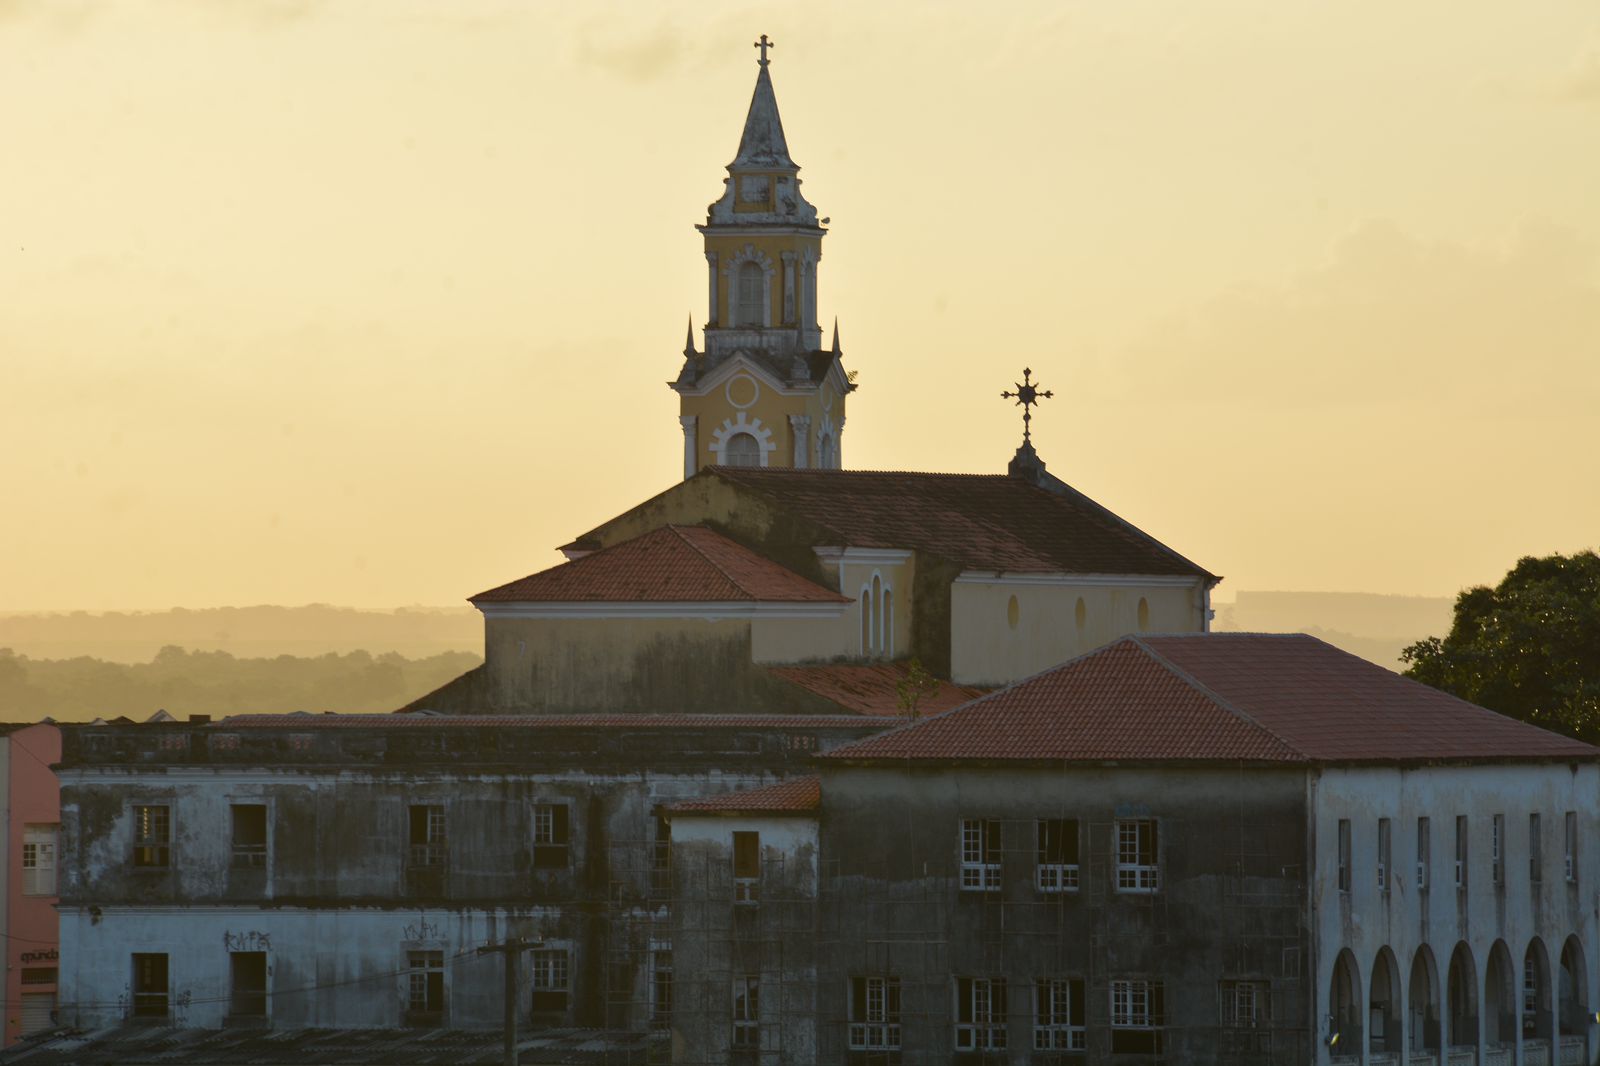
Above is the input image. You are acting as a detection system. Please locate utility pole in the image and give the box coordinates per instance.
[477,936,540,1066]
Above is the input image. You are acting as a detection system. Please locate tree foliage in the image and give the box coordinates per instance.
[1402,550,1600,742]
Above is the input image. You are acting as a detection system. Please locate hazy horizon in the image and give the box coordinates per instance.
[5,1,1597,612]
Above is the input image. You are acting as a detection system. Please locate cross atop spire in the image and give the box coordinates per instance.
[1001,368,1054,446]
[754,33,774,67]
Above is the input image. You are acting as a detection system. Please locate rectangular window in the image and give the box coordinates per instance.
[1036,819,1080,892]
[1337,819,1352,893]
[1110,979,1164,1054]
[1456,816,1469,890]
[408,805,446,868]
[651,950,672,1030]
[652,815,672,893]
[1417,817,1431,890]
[21,968,57,986]
[530,948,570,1014]
[1492,813,1505,887]
[133,805,171,868]
[849,976,902,1051]
[1377,818,1391,891]
[229,952,267,1018]
[1524,954,1539,1035]
[733,831,761,904]
[1531,813,1543,883]
[407,950,444,1020]
[960,818,1002,891]
[132,953,169,1019]
[1033,977,1085,1051]
[22,824,57,896]
[1221,980,1267,1028]
[1116,819,1159,892]
[732,975,760,1049]
[532,804,570,870]
[231,805,267,868]
[1566,811,1578,883]
[954,976,1007,1051]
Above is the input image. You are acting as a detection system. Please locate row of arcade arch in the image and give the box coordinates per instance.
[1330,936,1589,1062]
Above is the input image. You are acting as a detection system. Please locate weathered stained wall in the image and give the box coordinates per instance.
[949,578,1206,686]
[812,764,1312,1065]
[670,814,819,1065]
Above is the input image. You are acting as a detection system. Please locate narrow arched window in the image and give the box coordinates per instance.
[860,586,872,655]
[882,588,893,656]
[817,432,835,468]
[723,433,761,467]
[736,262,765,327]
[870,575,883,656]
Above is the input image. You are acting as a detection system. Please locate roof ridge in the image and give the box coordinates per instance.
[668,524,757,600]
[1128,636,1309,760]
[1020,477,1218,581]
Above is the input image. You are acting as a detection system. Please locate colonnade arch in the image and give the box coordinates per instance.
[1409,944,1441,1056]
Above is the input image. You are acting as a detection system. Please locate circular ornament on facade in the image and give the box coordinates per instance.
[725,374,760,410]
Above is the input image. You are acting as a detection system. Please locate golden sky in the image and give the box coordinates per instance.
[3,0,1597,611]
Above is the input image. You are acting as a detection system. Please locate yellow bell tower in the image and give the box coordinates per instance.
[671,36,854,478]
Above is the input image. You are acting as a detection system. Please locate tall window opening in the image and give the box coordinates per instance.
[733,831,761,904]
[406,950,444,1023]
[409,805,447,868]
[229,952,267,1018]
[531,948,570,1015]
[732,975,760,1048]
[133,805,171,868]
[231,805,267,868]
[132,953,169,1019]
[1110,979,1164,1053]
[1036,819,1080,892]
[652,950,673,1030]
[1455,816,1469,891]
[1565,811,1578,883]
[960,818,1001,891]
[1035,977,1085,1050]
[955,976,1007,1051]
[1115,819,1159,892]
[1337,819,1352,892]
[533,804,570,869]
[736,262,765,327]
[1417,816,1431,890]
[1377,818,1391,891]
[849,976,902,1050]
[1530,813,1543,883]
[1492,813,1505,887]
[22,824,57,895]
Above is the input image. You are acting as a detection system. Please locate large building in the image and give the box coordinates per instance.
[42,43,1220,1065]
[1,722,61,1047]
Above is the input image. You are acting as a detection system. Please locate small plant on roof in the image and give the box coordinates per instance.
[896,658,941,721]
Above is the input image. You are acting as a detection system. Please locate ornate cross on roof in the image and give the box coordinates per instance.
[1001,368,1054,446]
[754,34,774,66]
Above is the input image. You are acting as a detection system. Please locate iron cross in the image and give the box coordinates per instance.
[755,34,774,66]
[1001,368,1054,445]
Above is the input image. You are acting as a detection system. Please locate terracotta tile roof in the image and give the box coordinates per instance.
[669,776,820,814]
[213,713,902,731]
[472,525,849,604]
[767,663,987,716]
[696,467,1213,577]
[822,634,1600,765]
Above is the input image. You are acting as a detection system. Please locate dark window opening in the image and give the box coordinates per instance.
[21,968,57,986]
[849,975,902,1050]
[406,950,444,1024]
[733,831,760,904]
[960,818,1002,891]
[1110,979,1165,1054]
[531,949,570,1015]
[408,805,447,868]
[132,953,169,1019]
[533,804,570,870]
[652,950,673,1030]
[1036,818,1080,892]
[955,975,1007,1051]
[133,806,171,868]
[651,815,672,893]
[732,975,760,1048]
[1034,977,1086,1051]
[230,952,267,1017]
[231,805,267,868]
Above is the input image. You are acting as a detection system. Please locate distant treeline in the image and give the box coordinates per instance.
[0,646,482,722]
[0,605,481,663]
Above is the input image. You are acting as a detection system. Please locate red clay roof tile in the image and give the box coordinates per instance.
[668,776,820,814]
[473,525,849,605]
[215,713,900,730]
[822,634,1599,765]
[767,663,986,716]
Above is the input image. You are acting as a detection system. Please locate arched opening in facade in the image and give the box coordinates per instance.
[859,585,871,656]
[1410,945,1442,1055]
[1524,938,1553,1046]
[1559,937,1587,1039]
[1447,941,1479,1050]
[736,261,765,327]
[1330,949,1362,1053]
[1370,947,1403,1055]
[1485,939,1516,1048]
[1136,597,1150,631]
[722,432,762,468]
[869,573,883,657]
[882,588,892,655]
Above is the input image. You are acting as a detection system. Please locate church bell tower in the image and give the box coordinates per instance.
[671,36,854,478]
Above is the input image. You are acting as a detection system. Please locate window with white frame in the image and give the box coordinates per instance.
[407,950,444,1020]
[732,975,760,1049]
[955,976,1007,1051]
[1417,816,1431,890]
[533,803,570,869]
[733,830,761,903]
[960,818,1001,891]
[736,262,765,327]
[1492,813,1505,887]
[1034,977,1085,1051]
[231,805,267,868]
[1036,818,1080,892]
[1337,819,1351,893]
[1115,819,1159,892]
[652,949,673,1030]
[1565,811,1578,883]
[409,805,447,869]
[848,976,901,1050]
[1377,818,1391,891]
[22,824,57,896]
[1221,980,1266,1028]
[133,804,171,868]
[1455,816,1469,891]
[530,948,569,1014]
[1110,979,1164,1053]
[1530,813,1543,883]
[723,433,762,468]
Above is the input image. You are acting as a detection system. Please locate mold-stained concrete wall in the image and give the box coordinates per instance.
[670,814,819,1065]
[810,764,1312,1065]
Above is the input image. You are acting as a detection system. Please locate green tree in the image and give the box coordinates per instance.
[1402,550,1600,742]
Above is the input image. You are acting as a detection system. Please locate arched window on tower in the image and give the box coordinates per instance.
[817,432,835,469]
[723,433,762,467]
[736,262,765,327]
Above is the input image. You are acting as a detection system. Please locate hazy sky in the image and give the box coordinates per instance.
[4,0,1597,611]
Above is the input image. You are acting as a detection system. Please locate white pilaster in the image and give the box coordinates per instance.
[679,415,698,479]
[788,414,811,469]
[704,253,718,327]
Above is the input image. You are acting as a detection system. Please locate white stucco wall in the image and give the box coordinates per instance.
[1310,763,1600,1065]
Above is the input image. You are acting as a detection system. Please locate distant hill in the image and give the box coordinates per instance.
[0,605,481,663]
[1213,590,1454,668]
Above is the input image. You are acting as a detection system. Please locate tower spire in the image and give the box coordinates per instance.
[684,315,696,357]
[831,317,840,355]
[732,37,795,170]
